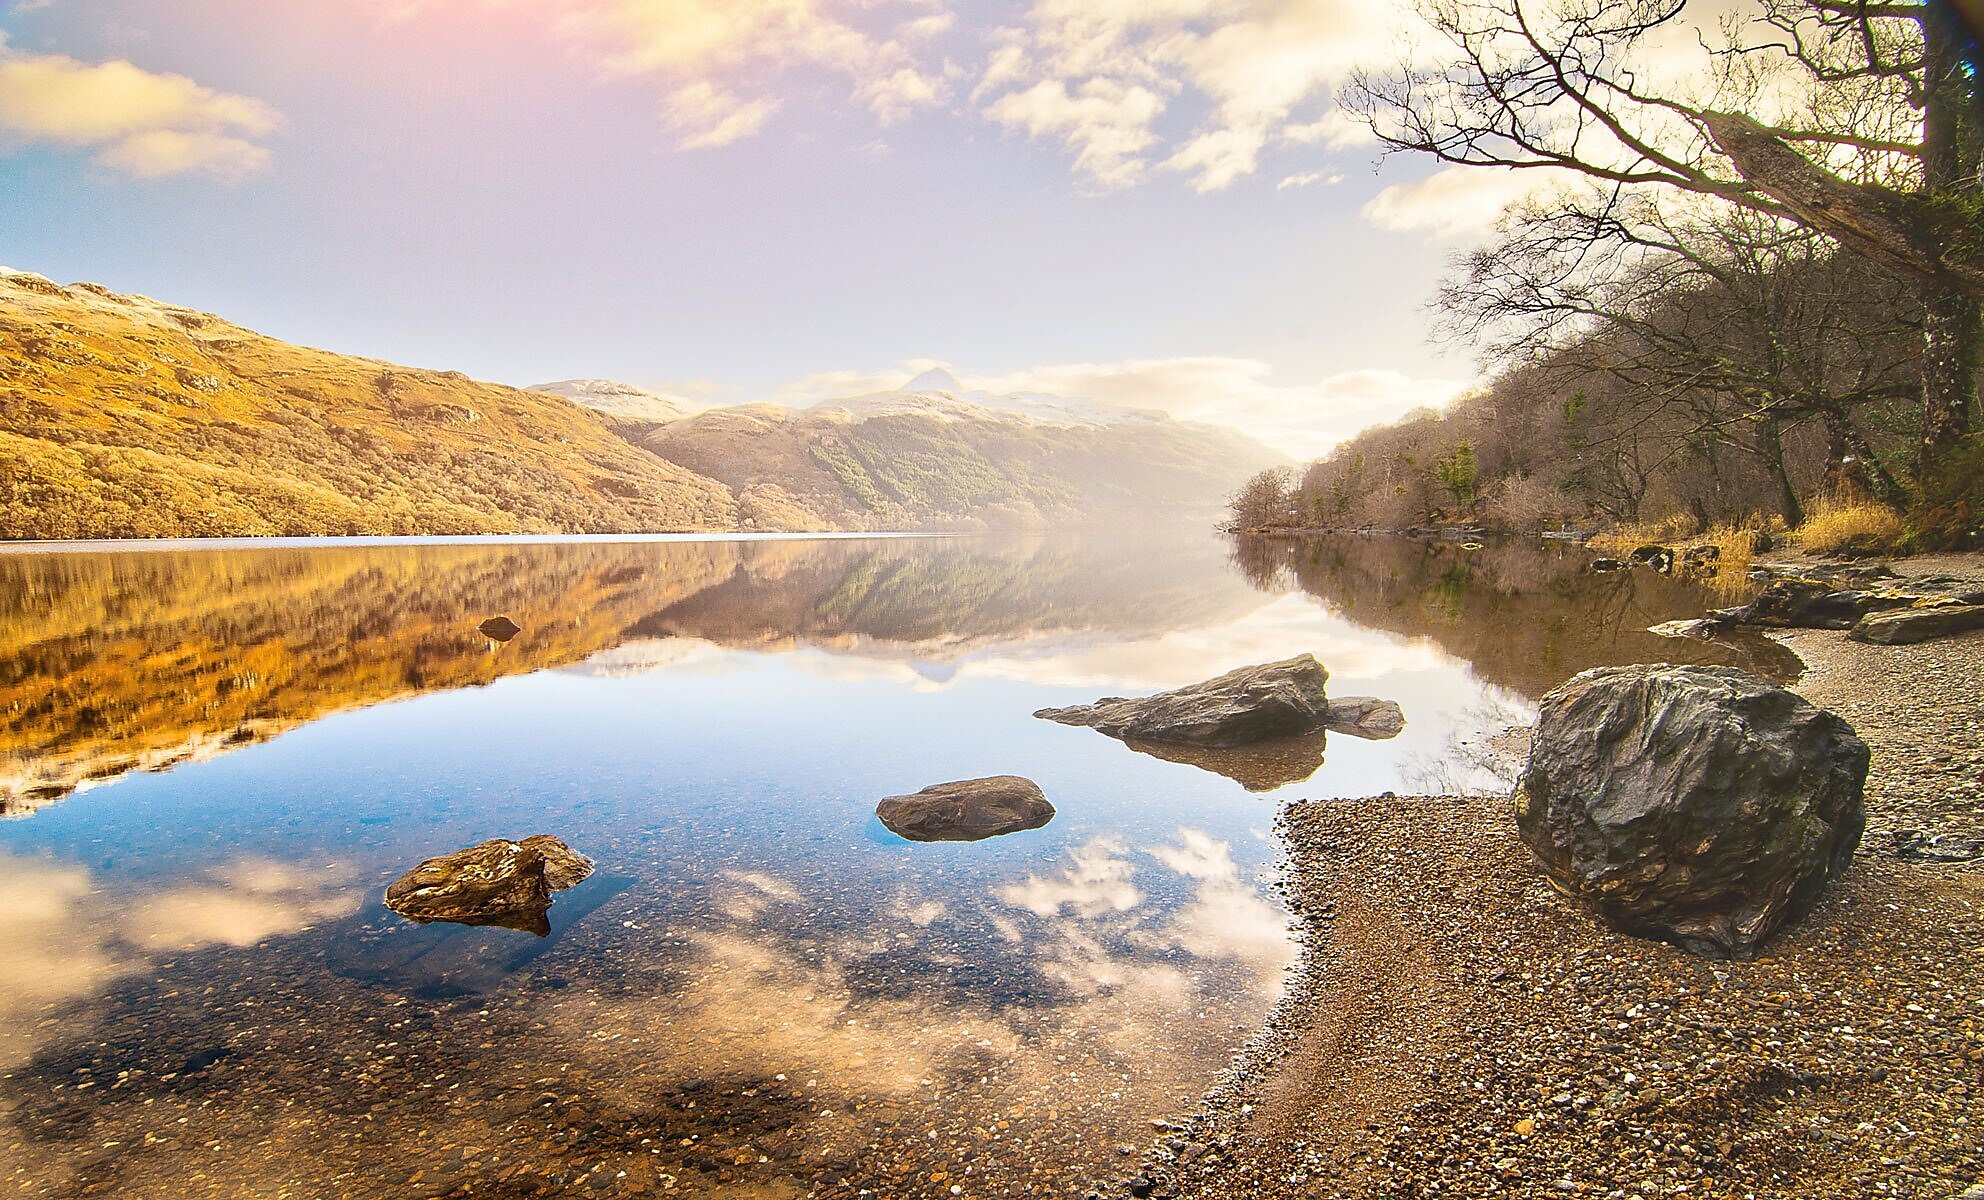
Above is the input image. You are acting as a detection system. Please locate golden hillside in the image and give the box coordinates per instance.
[0,270,738,538]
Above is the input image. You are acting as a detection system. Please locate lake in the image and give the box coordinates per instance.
[0,533,1786,1199]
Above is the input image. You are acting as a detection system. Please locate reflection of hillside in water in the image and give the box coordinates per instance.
[1235,535,1800,700]
[0,537,1263,814]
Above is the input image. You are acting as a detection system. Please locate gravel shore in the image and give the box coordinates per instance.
[1122,559,1984,1200]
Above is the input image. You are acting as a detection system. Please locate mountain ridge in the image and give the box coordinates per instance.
[0,269,1286,537]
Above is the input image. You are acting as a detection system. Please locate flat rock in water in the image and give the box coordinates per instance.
[1848,603,1984,645]
[1515,664,1866,959]
[385,835,595,936]
[876,776,1055,842]
[1034,654,1332,747]
[478,615,521,641]
[1324,696,1405,740]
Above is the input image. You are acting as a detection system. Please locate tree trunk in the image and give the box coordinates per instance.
[1920,276,1980,453]
[1820,407,1906,508]
[1758,416,1803,527]
[1918,4,1980,455]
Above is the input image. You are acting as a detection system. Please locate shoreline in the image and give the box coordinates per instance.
[1120,558,1984,1200]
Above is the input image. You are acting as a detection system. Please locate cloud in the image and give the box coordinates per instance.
[550,0,951,146]
[979,0,1410,192]
[1360,166,1575,238]
[0,37,280,178]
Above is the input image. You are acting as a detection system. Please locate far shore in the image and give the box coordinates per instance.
[1118,551,1984,1200]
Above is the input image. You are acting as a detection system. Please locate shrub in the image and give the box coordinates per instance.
[1794,498,1909,556]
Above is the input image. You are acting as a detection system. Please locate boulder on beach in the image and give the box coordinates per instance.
[1514,664,1867,959]
[1848,603,1984,645]
[1034,654,1332,747]
[876,775,1055,842]
[478,615,522,642]
[385,835,595,936]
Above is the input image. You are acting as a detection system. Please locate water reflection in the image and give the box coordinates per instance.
[0,536,1260,815]
[0,532,1793,1198]
[1236,533,1794,699]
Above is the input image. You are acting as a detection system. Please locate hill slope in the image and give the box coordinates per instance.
[0,270,1286,536]
[0,270,736,538]
[642,385,1287,530]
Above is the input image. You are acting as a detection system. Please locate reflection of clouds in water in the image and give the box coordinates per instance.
[565,594,1452,696]
[993,837,1144,918]
[512,826,1294,1179]
[0,853,357,1068]
[1146,830,1295,987]
[714,868,805,920]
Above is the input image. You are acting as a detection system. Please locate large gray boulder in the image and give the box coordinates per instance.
[877,776,1055,842]
[385,835,594,936]
[1035,654,1333,747]
[1515,664,1867,959]
[1848,603,1984,645]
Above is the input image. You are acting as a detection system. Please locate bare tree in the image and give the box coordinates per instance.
[1347,0,1980,468]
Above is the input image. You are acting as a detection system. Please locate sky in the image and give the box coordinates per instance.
[0,0,1555,458]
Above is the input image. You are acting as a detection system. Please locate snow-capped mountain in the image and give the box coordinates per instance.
[531,378,690,424]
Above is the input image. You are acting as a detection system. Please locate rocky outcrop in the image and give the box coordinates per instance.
[1712,578,1917,629]
[478,615,522,642]
[384,835,595,936]
[876,776,1055,842]
[1034,654,1332,747]
[1847,603,1984,645]
[1514,664,1867,959]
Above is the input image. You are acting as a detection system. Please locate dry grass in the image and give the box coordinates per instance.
[1588,516,1759,597]
[1794,498,1909,556]
[1588,513,1701,555]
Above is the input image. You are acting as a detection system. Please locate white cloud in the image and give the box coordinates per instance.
[980,0,1411,192]
[984,77,1166,189]
[1361,166,1575,238]
[1276,169,1340,191]
[664,80,781,148]
[553,0,951,146]
[0,36,279,179]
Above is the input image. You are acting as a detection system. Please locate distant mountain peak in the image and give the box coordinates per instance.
[530,378,689,424]
[902,367,965,395]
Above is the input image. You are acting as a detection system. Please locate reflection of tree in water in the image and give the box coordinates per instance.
[1225,536,1289,592]
[1398,695,1535,798]
[1233,535,1800,701]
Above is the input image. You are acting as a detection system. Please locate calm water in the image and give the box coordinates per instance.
[0,533,1783,1199]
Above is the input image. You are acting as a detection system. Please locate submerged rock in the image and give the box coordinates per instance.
[876,776,1055,842]
[1848,603,1984,645]
[1515,664,1866,959]
[1034,654,1332,747]
[1324,696,1406,740]
[478,615,522,642]
[385,835,595,936]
